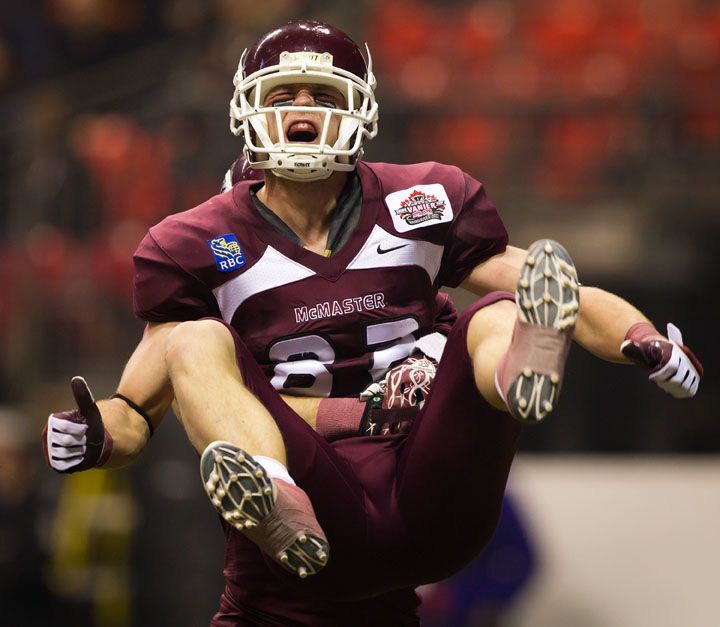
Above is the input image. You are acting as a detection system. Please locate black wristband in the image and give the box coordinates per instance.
[112,393,155,436]
[358,395,418,436]
[358,393,384,436]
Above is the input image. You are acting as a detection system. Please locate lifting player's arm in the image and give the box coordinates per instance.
[42,322,178,473]
[461,245,702,398]
[461,246,646,361]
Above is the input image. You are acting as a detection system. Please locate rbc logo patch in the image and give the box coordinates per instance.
[208,234,246,272]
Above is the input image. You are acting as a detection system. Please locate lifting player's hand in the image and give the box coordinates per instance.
[621,323,703,399]
[42,376,113,472]
[358,352,438,436]
[361,353,438,410]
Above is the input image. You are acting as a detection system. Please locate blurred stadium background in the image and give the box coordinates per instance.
[0,1,718,625]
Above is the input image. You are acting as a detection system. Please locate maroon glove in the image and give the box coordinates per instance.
[42,377,113,473]
[356,353,438,436]
[620,322,703,398]
[361,354,437,409]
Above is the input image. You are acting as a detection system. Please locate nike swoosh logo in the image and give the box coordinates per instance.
[376,243,408,254]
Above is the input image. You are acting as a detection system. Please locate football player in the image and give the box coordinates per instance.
[43,20,702,626]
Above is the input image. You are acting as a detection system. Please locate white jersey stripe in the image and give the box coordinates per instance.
[213,245,316,321]
[346,224,444,282]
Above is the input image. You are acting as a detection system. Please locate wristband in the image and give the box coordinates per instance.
[624,322,662,343]
[359,395,418,436]
[112,393,155,436]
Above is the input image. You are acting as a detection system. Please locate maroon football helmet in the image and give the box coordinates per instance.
[220,156,262,192]
[229,20,379,182]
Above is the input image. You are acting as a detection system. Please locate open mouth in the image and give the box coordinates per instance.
[286,121,319,143]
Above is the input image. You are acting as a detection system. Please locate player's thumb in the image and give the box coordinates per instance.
[71,376,97,417]
[620,339,662,370]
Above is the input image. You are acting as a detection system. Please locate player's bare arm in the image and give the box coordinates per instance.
[100,321,178,466]
[463,245,660,361]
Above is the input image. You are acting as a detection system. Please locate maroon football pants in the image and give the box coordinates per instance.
[211,292,521,624]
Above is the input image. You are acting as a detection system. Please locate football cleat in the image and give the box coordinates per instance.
[496,240,580,423]
[200,441,329,578]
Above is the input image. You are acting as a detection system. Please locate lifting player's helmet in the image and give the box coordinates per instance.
[229,20,379,182]
[220,156,262,192]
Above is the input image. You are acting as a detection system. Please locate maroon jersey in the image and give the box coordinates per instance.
[133,161,507,397]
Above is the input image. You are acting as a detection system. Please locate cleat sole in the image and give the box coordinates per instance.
[508,240,579,422]
[200,441,328,578]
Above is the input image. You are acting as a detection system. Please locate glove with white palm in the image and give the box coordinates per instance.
[42,377,113,473]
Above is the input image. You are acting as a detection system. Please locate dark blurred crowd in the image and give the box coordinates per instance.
[372,0,720,189]
[0,1,718,626]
